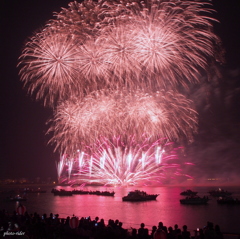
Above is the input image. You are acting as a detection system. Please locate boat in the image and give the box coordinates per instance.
[180,189,198,196]
[72,190,89,195]
[6,195,27,202]
[180,196,209,205]
[208,188,232,197]
[122,190,159,202]
[71,190,115,196]
[51,189,73,196]
[99,191,115,197]
[90,190,115,196]
[217,197,240,205]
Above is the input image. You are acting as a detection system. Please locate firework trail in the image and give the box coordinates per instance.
[18,0,221,185]
[48,88,198,156]
[56,155,66,179]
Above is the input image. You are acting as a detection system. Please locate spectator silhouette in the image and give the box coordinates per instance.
[138,222,149,239]
[182,225,191,239]
[154,224,167,239]
[204,222,216,239]
[215,225,224,239]
[167,226,175,239]
[151,226,157,239]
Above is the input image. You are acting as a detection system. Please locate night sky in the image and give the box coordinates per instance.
[1,0,240,182]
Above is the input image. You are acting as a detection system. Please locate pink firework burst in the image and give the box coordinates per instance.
[48,88,198,156]
[18,31,85,106]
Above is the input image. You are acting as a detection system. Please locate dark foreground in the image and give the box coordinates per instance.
[0,209,234,239]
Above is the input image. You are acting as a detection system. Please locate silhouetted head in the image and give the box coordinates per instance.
[152,225,157,231]
[158,222,163,228]
[207,222,214,229]
[132,228,137,235]
[215,225,220,232]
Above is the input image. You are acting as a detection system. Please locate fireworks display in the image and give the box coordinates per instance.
[18,0,220,185]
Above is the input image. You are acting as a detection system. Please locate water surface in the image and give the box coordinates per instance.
[1,185,239,234]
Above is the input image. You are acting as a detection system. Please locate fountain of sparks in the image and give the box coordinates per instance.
[57,137,193,186]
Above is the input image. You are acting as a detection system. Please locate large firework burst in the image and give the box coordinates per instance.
[48,89,198,155]
[18,31,84,106]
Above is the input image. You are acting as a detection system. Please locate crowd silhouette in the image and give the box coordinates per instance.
[0,209,225,239]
